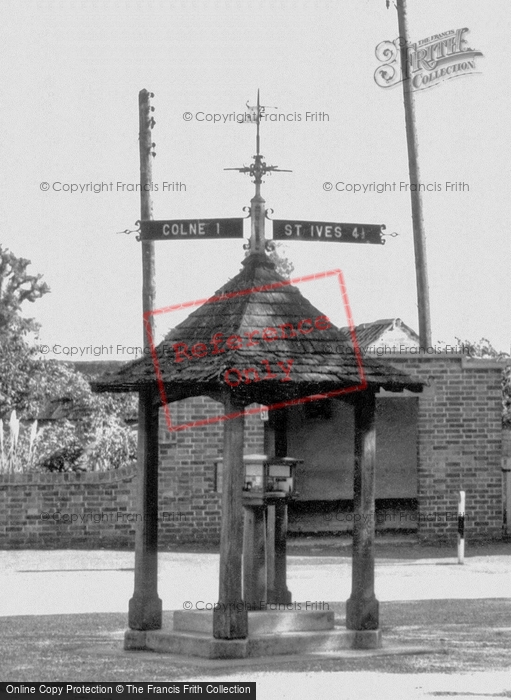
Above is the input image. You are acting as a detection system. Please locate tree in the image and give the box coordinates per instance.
[452,337,511,426]
[0,245,50,417]
[503,366,511,427]
[0,245,137,472]
[24,360,138,472]
[454,336,510,361]
[268,242,294,280]
[0,246,50,330]
[244,242,294,279]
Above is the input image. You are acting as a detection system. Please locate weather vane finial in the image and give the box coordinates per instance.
[225,90,291,196]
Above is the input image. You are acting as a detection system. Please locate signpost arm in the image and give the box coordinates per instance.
[128,89,162,631]
[396,0,432,350]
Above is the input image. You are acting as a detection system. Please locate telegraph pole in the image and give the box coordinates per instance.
[128,89,162,631]
[139,89,157,338]
[395,0,432,350]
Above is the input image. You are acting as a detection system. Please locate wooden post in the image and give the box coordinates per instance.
[346,390,379,630]
[213,395,248,639]
[270,499,292,604]
[243,505,267,608]
[265,409,291,604]
[128,89,161,630]
[265,505,276,602]
[128,387,162,629]
[396,0,432,350]
[138,88,156,330]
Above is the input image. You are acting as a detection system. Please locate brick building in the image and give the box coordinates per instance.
[154,350,504,544]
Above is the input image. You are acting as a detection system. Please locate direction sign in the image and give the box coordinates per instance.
[140,218,244,241]
[272,220,384,244]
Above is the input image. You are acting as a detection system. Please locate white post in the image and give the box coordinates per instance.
[457,490,465,564]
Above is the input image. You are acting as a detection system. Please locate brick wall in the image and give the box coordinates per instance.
[0,464,138,548]
[158,397,264,544]
[0,397,264,549]
[0,358,505,547]
[386,354,504,542]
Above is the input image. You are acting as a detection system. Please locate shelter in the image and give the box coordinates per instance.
[92,92,423,656]
[93,250,424,655]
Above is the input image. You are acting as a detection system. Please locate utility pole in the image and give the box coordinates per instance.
[395,0,432,350]
[128,89,162,631]
[139,89,157,338]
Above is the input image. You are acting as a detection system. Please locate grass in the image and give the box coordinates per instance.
[1,598,510,681]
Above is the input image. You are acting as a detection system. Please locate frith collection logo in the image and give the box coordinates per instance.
[374,27,483,91]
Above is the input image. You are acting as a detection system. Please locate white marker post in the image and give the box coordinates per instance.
[457,490,465,564]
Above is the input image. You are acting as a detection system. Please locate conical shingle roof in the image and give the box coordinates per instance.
[92,253,423,404]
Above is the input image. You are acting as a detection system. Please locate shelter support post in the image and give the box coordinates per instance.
[264,407,291,604]
[128,387,162,630]
[243,506,267,607]
[213,395,248,639]
[266,500,292,604]
[346,390,379,633]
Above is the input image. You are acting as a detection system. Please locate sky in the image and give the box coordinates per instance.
[1,0,510,362]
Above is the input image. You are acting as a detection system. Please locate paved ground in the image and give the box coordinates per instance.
[0,540,510,699]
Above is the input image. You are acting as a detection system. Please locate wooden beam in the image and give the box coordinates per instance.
[213,394,248,639]
[128,387,162,629]
[346,390,379,630]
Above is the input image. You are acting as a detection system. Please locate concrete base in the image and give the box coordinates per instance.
[124,610,382,659]
[174,609,334,635]
[352,629,382,649]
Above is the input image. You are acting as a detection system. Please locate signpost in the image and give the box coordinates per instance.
[273,219,384,244]
[127,89,396,644]
[140,218,244,241]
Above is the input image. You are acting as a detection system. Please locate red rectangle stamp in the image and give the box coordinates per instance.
[143,268,366,432]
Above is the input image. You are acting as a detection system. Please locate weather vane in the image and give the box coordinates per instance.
[225,91,292,256]
[225,90,292,193]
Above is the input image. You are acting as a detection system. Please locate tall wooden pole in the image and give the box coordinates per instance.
[213,394,248,639]
[139,89,157,324]
[128,89,162,631]
[396,0,432,350]
[128,386,162,630]
[346,391,380,639]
